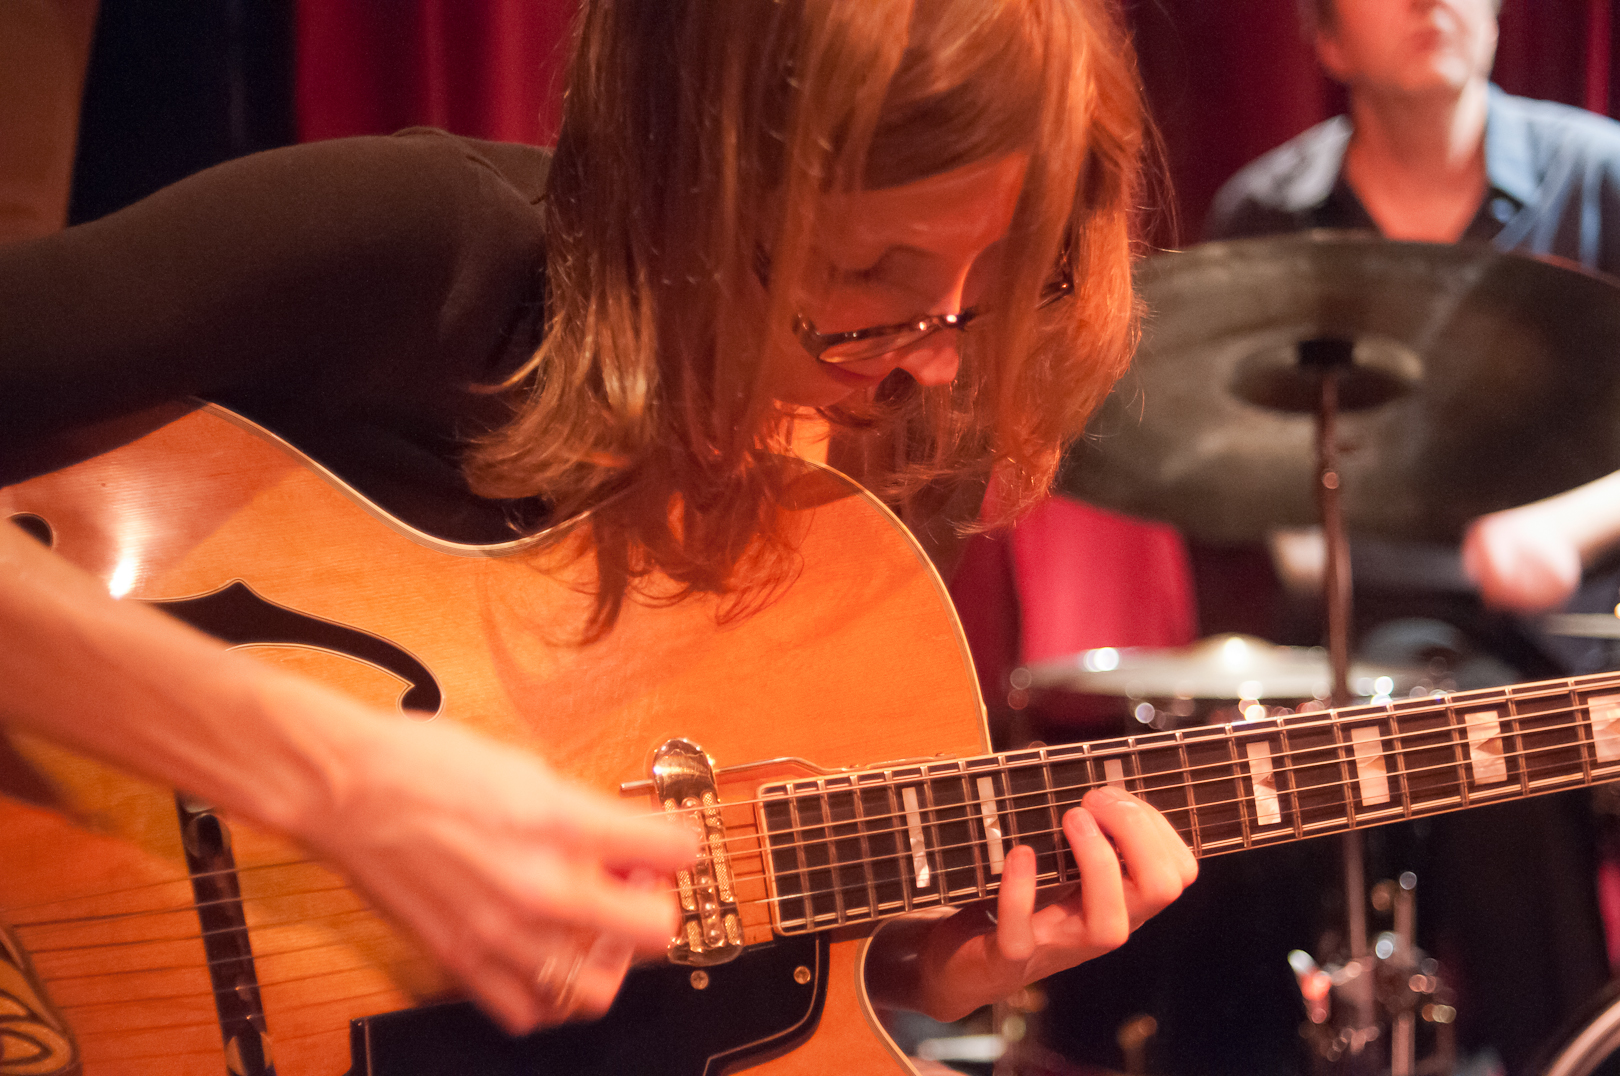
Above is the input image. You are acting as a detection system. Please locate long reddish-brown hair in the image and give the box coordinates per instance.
[467,0,1150,635]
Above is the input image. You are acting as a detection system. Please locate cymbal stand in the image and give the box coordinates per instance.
[1295,339,1450,1076]
[1305,339,1380,1074]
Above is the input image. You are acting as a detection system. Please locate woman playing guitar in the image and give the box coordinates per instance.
[0,0,1196,1056]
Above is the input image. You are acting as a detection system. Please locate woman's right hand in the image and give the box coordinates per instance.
[276,685,700,1035]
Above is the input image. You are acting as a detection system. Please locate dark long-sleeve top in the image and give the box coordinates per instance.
[0,129,555,541]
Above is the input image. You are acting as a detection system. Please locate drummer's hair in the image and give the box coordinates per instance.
[1298,0,1501,36]
[468,0,1153,637]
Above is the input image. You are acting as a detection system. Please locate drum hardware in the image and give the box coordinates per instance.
[1530,983,1620,1076]
[1018,633,1428,732]
[1542,612,1620,639]
[1291,875,1456,1076]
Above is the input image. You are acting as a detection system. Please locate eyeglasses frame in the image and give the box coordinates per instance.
[753,244,1076,365]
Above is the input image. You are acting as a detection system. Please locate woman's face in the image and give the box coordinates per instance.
[758,152,1030,410]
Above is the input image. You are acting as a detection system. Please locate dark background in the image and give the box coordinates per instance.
[68,0,1618,241]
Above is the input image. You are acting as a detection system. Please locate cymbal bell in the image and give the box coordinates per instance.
[1060,233,1620,543]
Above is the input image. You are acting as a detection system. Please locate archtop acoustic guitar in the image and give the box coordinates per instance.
[4,406,1620,1075]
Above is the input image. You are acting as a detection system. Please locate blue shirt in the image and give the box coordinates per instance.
[1205,85,1620,276]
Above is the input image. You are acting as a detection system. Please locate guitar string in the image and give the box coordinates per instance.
[0,857,331,918]
[57,979,399,1016]
[21,906,374,960]
[73,1000,399,1063]
[9,706,1610,956]
[54,959,405,1017]
[5,697,1610,938]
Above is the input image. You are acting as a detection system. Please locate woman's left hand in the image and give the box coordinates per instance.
[883,785,1197,1022]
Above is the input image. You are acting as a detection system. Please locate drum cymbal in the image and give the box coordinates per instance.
[1024,633,1427,702]
[1060,233,1620,542]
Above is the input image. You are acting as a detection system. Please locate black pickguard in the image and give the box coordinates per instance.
[346,934,828,1076]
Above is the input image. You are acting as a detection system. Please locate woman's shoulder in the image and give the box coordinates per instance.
[385,128,554,206]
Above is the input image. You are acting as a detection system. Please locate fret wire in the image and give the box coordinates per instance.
[1576,682,1597,784]
[1278,721,1305,841]
[1175,736,1202,858]
[1445,691,1472,809]
[1331,700,1360,829]
[787,791,814,929]
[885,775,915,915]
[923,770,944,907]
[1390,706,1414,821]
[967,769,988,902]
[1507,681,1530,798]
[926,768,939,900]
[854,775,881,922]
[1042,752,1070,884]
[820,784,847,926]
[1230,729,1255,850]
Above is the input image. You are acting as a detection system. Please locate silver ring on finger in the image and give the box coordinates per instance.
[534,945,589,1013]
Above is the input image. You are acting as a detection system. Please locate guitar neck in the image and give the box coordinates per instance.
[756,670,1620,934]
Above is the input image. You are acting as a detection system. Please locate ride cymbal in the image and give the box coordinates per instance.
[1060,233,1620,542]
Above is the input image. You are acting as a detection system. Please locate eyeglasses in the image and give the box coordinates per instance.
[755,246,1076,365]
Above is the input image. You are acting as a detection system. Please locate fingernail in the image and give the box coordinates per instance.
[1090,785,1131,804]
[1067,807,1101,837]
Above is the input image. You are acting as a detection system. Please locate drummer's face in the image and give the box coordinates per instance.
[1316,0,1497,97]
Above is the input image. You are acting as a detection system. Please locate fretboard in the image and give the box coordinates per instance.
[756,670,1620,934]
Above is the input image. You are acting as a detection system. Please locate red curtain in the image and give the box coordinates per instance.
[294,0,1617,238]
[296,0,579,146]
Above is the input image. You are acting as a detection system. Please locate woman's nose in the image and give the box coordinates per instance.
[894,333,962,386]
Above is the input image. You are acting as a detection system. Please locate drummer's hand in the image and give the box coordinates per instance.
[278,681,699,1035]
[1462,505,1582,614]
[890,787,1197,1022]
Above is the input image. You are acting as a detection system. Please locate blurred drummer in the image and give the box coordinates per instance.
[1208,0,1620,616]
[1205,1,1620,1070]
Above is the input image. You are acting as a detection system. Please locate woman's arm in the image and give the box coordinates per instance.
[0,518,697,1033]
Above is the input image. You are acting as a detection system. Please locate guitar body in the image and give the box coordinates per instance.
[0,406,988,1076]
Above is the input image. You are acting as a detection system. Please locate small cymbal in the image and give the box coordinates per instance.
[1060,233,1620,542]
[1024,633,1427,702]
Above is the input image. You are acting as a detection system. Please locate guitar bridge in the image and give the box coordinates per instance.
[652,739,743,966]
